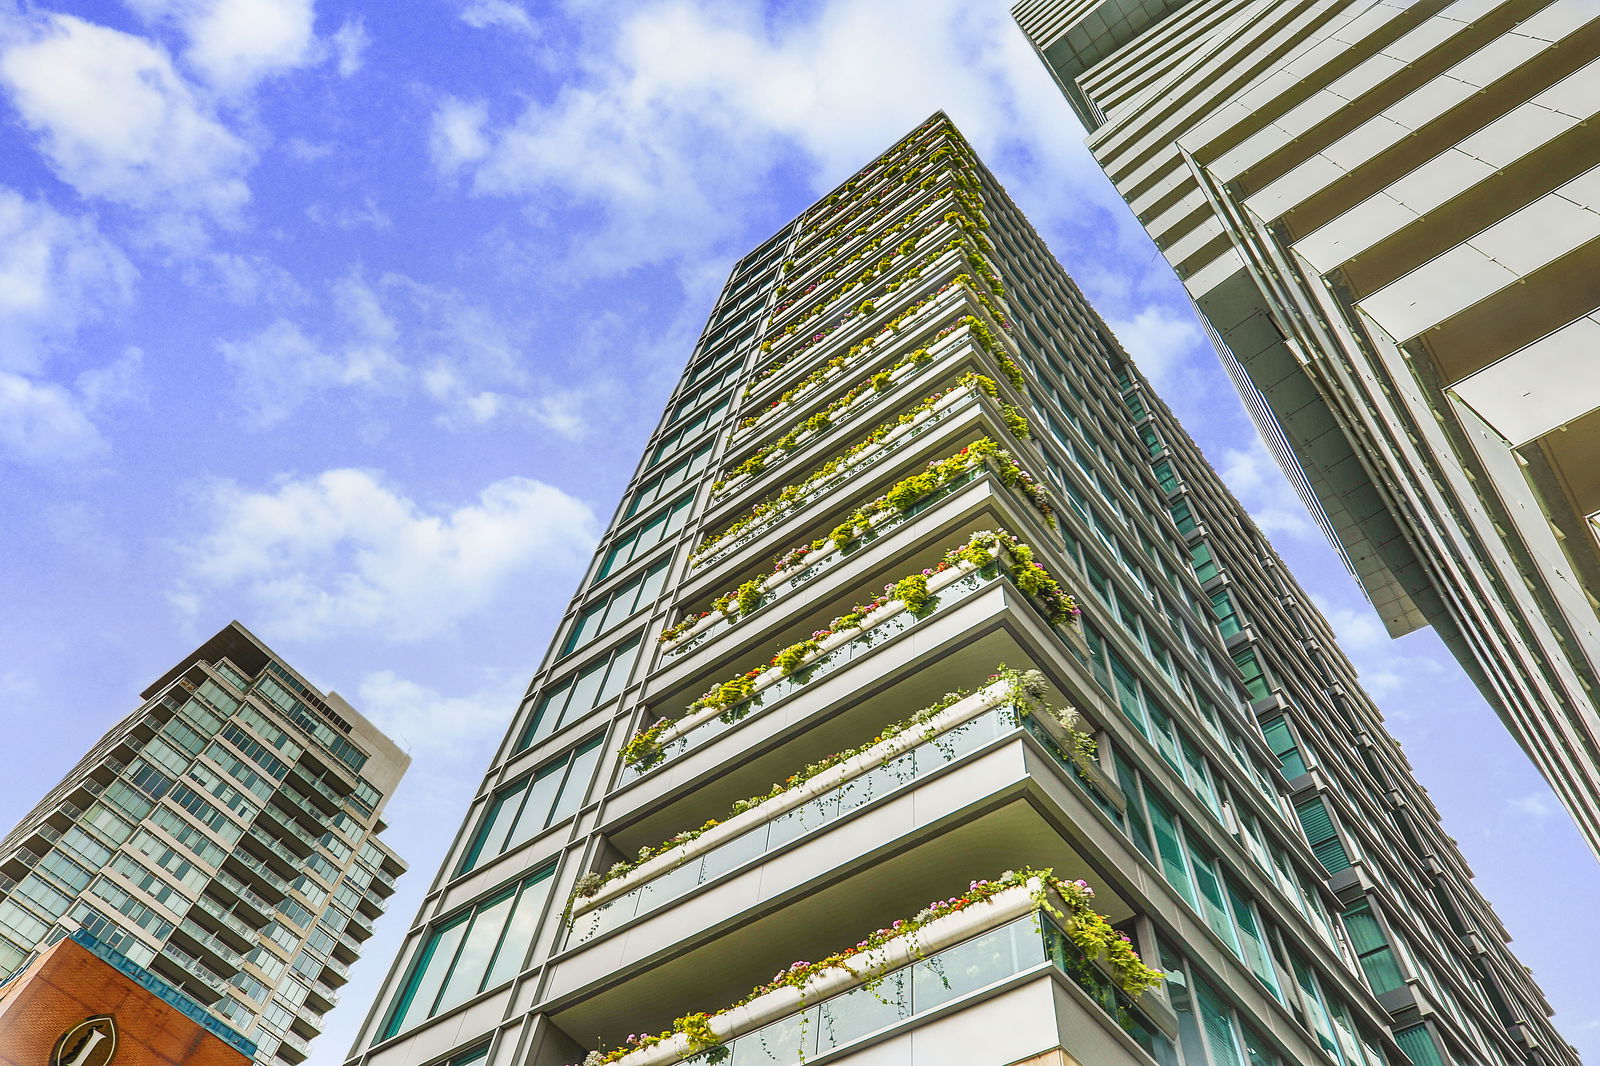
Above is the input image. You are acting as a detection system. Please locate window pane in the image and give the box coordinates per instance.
[435,891,515,1012]
[391,914,470,1036]
[483,871,553,989]
[465,779,529,871]
[549,740,603,825]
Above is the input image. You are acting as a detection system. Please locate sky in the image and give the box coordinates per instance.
[1,0,1597,1063]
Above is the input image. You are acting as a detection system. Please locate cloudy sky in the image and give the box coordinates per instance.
[2,0,1597,1061]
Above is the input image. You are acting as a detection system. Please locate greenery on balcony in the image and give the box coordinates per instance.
[627,535,1075,770]
[712,371,1022,498]
[692,419,1052,564]
[590,668,1089,902]
[567,867,1161,1066]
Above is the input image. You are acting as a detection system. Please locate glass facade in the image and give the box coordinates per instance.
[0,623,408,1065]
[345,115,1570,1066]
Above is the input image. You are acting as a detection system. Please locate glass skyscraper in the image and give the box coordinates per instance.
[0,621,409,1065]
[345,116,1573,1066]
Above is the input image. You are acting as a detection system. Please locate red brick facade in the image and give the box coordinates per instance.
[0,938,249,1066]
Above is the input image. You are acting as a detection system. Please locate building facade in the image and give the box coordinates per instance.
[1012,0,1600,857]
[344,116,1573,1066]
[0,930,255,1066]
[0,622,409,1066]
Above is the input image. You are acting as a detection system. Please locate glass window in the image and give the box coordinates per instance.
[519,638,640,750]
[1260,716,1308,778]
[380,865,556,1040]
[1168,497,1195,534]
[1209,589,1242,638]
[462,738,604,872]
[600,496,693,578]
[649,400,728,468]
[627,446,711,519]
[1145,794,1196,907]
[1231,648,1270,701]
[563,563,669,656]
[1294,796,1351,874]
[1342,901,1405,995]
[1189,542,1219,584]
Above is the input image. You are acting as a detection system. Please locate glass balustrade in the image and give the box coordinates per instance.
[582,700,1116,947]
[667,469,983,659]
[653,910,1172,1066]
[629,565,997,780]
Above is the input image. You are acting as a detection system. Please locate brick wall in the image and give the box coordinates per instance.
[0,938,249,1066]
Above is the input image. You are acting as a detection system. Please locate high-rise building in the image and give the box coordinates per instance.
[1011,0,1600,856]
[0,622,410,1066]
[344,116,1573,1066]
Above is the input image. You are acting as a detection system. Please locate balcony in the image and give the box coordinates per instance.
[211,868,277,921]
[321,954,352,985]
[175,918,246,972]
[574,681,1115,947]
[246,826,304,872]
[695,385,990,574]
[155,943,229,1001]
[632,560,1061,781]
[191,894,263,949]
[557,879,1171,1066]
[224,850,291,897]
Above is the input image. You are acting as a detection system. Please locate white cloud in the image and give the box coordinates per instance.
[1507,792,1557,819]
[0,186,136,374]
[460,0,538,38]
[1106,304,1205,393]
[173,468,598,640]
[0,14,253,223]
[430,97,490,173]
[357,670,521,760]
[1218,437,1317,541]
[0,371,105,465]
[124,0,317,93]
[434,0,1090,275]
[218,270,587,433]
[329,17,369,77]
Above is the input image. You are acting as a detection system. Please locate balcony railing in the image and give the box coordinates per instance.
[212,869,277,916]
[160,943,228,996]
[247,826,303,869]
[577,693,1109,945]
[192,895,262,944]
[692,387,983,570]
[585,886,1169,1066]
[628,563,1002,779]
[225,850,290,896]
[177,919,245,970]
[664,467,983,659]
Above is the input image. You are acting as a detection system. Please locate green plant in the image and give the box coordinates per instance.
[566,861,1159,1066]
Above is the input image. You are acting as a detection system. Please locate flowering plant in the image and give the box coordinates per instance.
[567,865,1160,1066]
[630,532,1077,768]
[590,668,1090,899]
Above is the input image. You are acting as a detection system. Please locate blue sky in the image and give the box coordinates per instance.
[1,1,1596,1062]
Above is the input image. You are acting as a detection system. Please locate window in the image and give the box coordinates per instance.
[650,400,727,468]
[1209,589,1242,638]
[669,362,740,421]
[563,564,669,656]
[1189,542,1219,584]
[600,496,692,578]
[1152,459,1178,496]
[1342,901,1405,995]
[519,639,640,750]
[1260,716,1308,778]
[1231,648,1270,701]
[627,445,711,519]
[1393,1026,1446,1066]
[1168,497,1195,534]
[381,866,556,1040]
[461,738,604,872]
[1138,423,1162,457]
[1294,796,1351,874]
